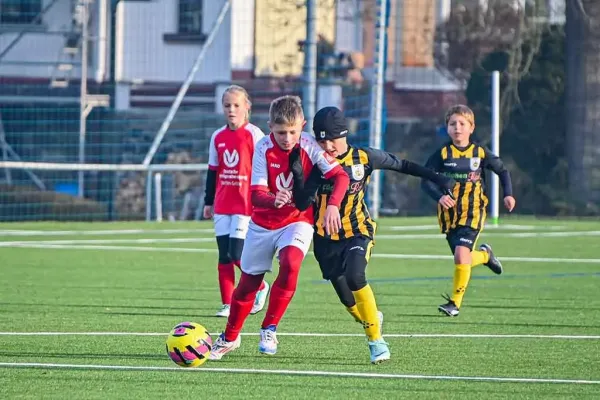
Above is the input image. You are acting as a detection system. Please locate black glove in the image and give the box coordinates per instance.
[289,145,303,180]
[440,176,456,200]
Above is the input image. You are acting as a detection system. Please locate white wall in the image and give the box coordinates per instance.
[115,0,231,84]
[0,0,78,78]
[230,0,254,72]
[335,0,363,53]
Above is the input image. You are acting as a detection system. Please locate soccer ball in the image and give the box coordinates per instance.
[166,322,212,367]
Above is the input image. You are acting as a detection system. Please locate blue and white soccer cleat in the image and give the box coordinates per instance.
[368,338,391,364]
[250,281,270,315]
[258,325,279,355]
[215,304,231,318]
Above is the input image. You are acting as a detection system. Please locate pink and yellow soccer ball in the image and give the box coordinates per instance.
[166,322,212,367]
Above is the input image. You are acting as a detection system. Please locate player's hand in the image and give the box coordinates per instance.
[289,146,303,179]
[504,196,516,212]
[323,204,342,235]
[438,195,456,210]
[203,205,214,219]
[274,190,292,208]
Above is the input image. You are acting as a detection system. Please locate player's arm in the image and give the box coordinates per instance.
[364,147,455,194]
[482,146,516,211]
[315,157,348,208]
[203,132,220,218]
[289,146,323,211]
[420,150,451,202]
[249,143,282,209]
[482,146,513,197]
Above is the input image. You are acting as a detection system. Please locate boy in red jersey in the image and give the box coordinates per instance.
[203,85,270,318]
[209,95,350,360]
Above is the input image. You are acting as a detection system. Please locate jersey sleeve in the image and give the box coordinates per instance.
[300,133,339,178]
[250,138,269,191]
[207,128,221,170]
[248,124,266,145]
[482,146,513,196]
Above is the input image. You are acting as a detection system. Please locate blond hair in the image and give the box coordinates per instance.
[444,104,475,127]
[269,95,304,125]
[222,85,252,122]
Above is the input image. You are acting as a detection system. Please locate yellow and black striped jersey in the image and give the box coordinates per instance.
[421,142,513,233]
[291,145,453,241]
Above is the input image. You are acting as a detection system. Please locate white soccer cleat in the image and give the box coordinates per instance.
[209,333,241,360]
[215,304,230,318]
[368,338,391,364]
[250,281,270,315]
[258,325,278,355]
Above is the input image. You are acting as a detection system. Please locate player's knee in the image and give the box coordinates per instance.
[228,238,244,263]
[345,270,367,292]
[454,246,471,265]
[331,276,356,307]
[276,246,304,291]
[216,235,232,264]
[233,272,264,301]
[345,250,368,291]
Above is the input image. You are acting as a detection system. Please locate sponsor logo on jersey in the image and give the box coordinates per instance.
[275,172,293,191]
[223,149,239,168]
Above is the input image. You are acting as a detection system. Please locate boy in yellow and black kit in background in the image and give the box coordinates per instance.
[422,105,516,317]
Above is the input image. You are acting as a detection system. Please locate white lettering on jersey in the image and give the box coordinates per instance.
[223,149,240,168]
[270,163,281,168]
[275,172,293,191]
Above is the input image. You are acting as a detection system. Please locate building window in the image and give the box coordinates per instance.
[178,0,202,35]
[0,0,42,24]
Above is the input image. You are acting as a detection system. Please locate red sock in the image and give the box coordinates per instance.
[234,259,266,291]
[224,272,264,341]
[261,246,304,328]
[217,262,235,305]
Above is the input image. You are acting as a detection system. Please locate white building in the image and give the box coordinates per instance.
[0,0,566,113]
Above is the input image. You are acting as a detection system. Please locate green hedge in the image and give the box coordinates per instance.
[0,184,108,221]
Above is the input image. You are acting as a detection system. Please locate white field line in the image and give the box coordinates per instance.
[385,224,566,231]
[0,332,598,340]
[0,224,575,237]
[2,242,600,263]
[0,238,214,246]
[0,362,597,385]
[3,231,600,247]
[0,229,214,237]
[375,231,600,239]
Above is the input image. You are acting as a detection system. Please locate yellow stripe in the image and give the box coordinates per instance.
[358,149,369,165]
[354,191,370,236]
[441,147,448,160]
[471,182,481,229]
[340,193,355,239]
[451,144,475,158]
[477,146,485,158]
[450,145,461,158]
[458,181,473,226]
[365,240,374,263]
[315,194,328,237]
[338,148,354,165]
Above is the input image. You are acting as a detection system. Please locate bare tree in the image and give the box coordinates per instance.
[435,0,551,124]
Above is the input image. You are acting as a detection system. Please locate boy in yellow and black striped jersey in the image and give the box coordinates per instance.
[290,106,455,363]
[421,104,516,317]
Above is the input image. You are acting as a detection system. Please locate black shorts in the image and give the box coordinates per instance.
[446,226,481,253]
[312,234,373,280]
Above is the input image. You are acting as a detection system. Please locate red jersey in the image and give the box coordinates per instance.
[250,132,340,230]
[208,123,265,216]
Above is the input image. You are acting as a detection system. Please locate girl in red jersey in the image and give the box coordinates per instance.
[203,85,269,317]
